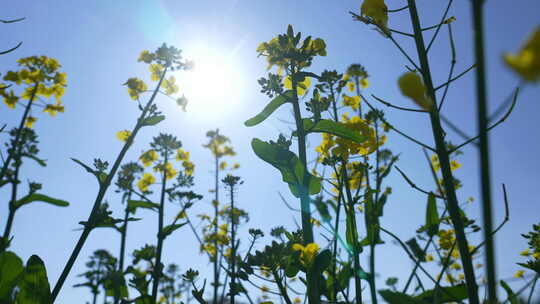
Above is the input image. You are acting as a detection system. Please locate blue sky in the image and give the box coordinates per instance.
[1,1,539,303]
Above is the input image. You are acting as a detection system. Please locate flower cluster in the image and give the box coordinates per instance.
[291,242,320,267]
[256,25,326,71]
[1,56,67,127]
[316,113,385,161]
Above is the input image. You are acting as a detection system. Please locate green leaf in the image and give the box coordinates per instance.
[251,138,320,197]
[160,223,187,239]
[22,153,47,167]
[71,157,96,175]
[15,255,51,304]
[313,249,331,274]
[142,115,165,127]
[127,200,159,214]
[104,270,129,298]
[302,118,366,144]
[13,193,69,210]
[244,91,293,127]
[415,284,468,303]
[500,280,519,304]
[426,192,439,237]
[72,158,104,185]
[0,251,24,302]
[379,290,424,304]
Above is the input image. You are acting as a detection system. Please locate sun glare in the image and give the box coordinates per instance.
[175,44,244,118]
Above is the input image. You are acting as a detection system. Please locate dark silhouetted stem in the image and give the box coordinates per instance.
[407,1,479,303]
[151,152,169,302]
[471,0,497,302]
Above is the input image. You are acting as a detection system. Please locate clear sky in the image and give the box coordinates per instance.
[1,1,539,303]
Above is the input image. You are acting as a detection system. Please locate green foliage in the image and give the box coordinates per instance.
[12,193,69,209]
[244,90,293,127]
[0,251,23,302]
[302,118,366,143]
[127,200,159,214]
[425,192,440,237]
[251,138,320,197]
[15,255,52,304]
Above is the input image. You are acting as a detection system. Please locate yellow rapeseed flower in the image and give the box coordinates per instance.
[125,77,147,100]
[149,64,164,82]
[3,90,19,109]
[161,76,179,95]
[43,102,65,117]
[153,162,178,180]
[138,50,155,64]
[175,148,189,162]
[520,249,531,257]
[292,243,320,267]
[139,149,159,167]
[514,270,525,278]
[398,72,432,110]
[137,172,155,192]
[361,0,388,32]
[360,78,369,89]
[342,95,361,111]
[504,26,540,82]
[25,116,37,128]
[284,76,311,96]
[116,130,132,142]
[219,161,227,170]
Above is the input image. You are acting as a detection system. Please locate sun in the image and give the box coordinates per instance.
[174,44,245,118]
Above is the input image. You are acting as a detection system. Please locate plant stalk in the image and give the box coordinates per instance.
[471,0,497,302]
[406,1,479,303]
[151,152,169,302]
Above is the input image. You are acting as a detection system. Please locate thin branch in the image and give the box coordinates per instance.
[435,64,477,91]
[380,227,465,303]
[395,166,444,199]
[0,17,25,23]
[470,184,510,256]
[350,11,421,70]
[361,93,436,152]
[450,87,519,153]
[426,0,454,53]
[388,5,409,13]
[0,42,22,55]
[438,23,456,111]
[371,94,428,113]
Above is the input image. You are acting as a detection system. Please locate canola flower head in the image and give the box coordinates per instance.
[116,130,132,142]
[504,26,540,82]
[139,149,159,167]
[137,172,156,192]
[125,77,148,100]
[292,242,320,267]
[153,162,178,180]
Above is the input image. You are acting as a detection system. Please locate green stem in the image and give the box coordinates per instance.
[213,154,220,304]
[151,152,169,302]
[273,271,293,304]
[406,1,479,303]
[471,0,497,302]
[0,83,38,184]
[115,192,130,304]
[290,68,316,304]
[51,67,169,303]
[229,184,236,304]
[2,165,19,248]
